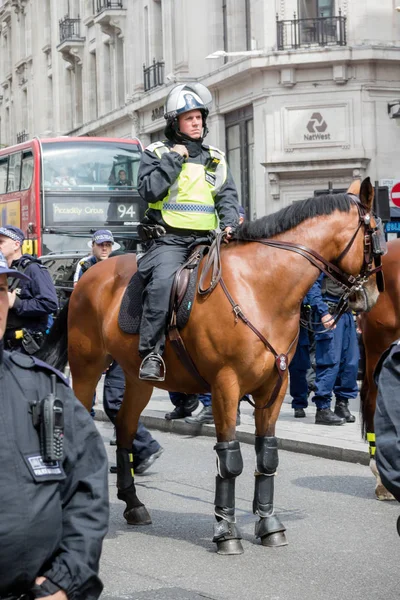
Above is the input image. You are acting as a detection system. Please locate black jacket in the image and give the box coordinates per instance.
[7,254,59,332]
[137,139,240,232]
[374,340,400,502]
[0,349,109,598]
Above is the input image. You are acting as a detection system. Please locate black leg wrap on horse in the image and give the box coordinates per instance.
[214,475,236,522]
[253,437,286,545]
[255,435,279,475]
[253,473,274,517]
[213,442,243,554]
[116,448,151,524]
[253,436,278,516]
[116,447,135,491]
[214,440,243,479]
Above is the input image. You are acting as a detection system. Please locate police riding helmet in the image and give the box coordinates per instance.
[164,82,212,143]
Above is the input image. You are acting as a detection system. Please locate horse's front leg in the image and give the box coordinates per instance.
[212,385,244,555]
[253,386,287,547]
[115,377,153,525]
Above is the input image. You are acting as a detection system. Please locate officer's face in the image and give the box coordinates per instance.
[178,110,203,139]
[0,235,20,265]
[92,241,112,261]
[0,274,8,339]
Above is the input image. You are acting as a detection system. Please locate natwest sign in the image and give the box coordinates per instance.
[283,104,349,149]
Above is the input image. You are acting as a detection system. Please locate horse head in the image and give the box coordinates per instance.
[343,177,384,313]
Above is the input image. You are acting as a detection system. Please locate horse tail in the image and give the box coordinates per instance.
[36,299,70,372]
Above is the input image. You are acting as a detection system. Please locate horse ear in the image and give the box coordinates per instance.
[347,179,361,196]
[359,177,374,210]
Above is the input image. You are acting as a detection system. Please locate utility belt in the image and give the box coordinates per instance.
[138,223,209,241]
[5,328,45,354]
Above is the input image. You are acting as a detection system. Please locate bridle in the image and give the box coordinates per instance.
[249,198,385,303]
[197,196,386,410]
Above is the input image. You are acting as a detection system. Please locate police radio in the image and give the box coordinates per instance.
[32,374,64,463]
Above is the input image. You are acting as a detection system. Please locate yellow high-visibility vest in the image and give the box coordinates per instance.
[147,142,227,230]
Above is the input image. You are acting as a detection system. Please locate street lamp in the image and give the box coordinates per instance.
[206,49,264,59]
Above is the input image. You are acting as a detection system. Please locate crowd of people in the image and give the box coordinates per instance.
[1,80,399,598]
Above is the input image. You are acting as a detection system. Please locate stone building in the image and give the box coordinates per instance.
[1,0,400,218]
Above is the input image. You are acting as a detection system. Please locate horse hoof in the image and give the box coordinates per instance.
[375,485,395,501]
[260,531,288,547]
[216,538,244,555]
[124,505,152,525]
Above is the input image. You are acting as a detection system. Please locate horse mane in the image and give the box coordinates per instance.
[236,193,353,240]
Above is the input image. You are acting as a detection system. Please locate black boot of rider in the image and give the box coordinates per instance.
[139,354,165,381]
[334,400,356,423]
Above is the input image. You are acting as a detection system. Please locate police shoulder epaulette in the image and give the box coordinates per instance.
[204,144,225,158]
[147,141,169,153]
[9,352,69,386]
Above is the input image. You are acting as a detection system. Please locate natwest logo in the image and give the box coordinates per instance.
[304,112,331,141]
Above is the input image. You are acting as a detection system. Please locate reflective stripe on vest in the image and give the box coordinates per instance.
[147,142,227,230]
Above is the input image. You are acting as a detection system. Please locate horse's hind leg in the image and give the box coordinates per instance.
[114,375,154,526]
[253,388,287,548]
[69,349,109,412]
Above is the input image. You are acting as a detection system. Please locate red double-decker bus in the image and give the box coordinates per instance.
[0,136,144,300]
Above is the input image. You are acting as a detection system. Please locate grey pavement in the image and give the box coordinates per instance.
[94,382,369,465]
[99,424,399,600]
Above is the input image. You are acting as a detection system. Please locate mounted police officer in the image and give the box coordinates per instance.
[0,251,109,599]
[0,225,58,354]
[307,273,358,425]
[137,82,240,381]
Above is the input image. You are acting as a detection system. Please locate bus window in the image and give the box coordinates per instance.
[7,152,22,192]
[20,151,34,191]
[42,141,142,191]
[0,157,8,193]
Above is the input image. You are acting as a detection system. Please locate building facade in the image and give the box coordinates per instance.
[1,0,400,218]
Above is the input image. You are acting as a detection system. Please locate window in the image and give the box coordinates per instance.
[223,0,251,55]
[7,152,22,192]
[299,0,334,18]
[0,157,8,193]
[20,151,34,190]
[225,105,254,217]
[41,142,142,191]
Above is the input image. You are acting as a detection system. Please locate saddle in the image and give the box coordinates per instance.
[118,245,208,336]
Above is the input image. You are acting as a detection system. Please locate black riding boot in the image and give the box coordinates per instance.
[139,353,165,381]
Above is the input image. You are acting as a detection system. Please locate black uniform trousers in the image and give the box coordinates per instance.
[103,360,161,464]
[137,233,201,357]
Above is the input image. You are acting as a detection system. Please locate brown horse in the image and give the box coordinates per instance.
[359,238,400,500]
[41,178,380,555]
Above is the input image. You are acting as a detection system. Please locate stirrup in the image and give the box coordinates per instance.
[139,353,166,382]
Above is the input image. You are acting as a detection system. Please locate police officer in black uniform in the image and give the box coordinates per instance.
[0,251,109,599]
[137,82,240,381]
[0,226,58,354]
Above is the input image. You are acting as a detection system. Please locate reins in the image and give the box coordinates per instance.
[197,199,383,410]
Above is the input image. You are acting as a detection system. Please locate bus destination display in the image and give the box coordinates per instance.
[46,199,140,225]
